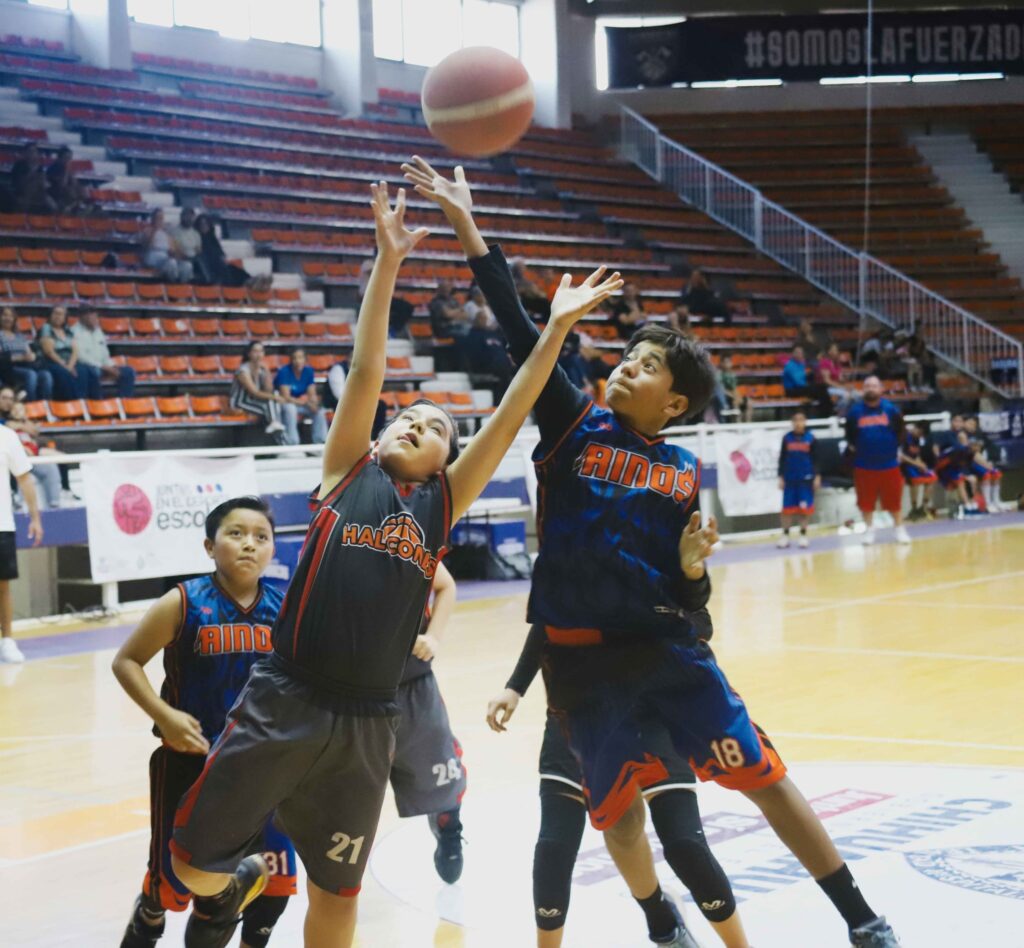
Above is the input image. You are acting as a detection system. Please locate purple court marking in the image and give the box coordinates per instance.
[10,513,1019,662]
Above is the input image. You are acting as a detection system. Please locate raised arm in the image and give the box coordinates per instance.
[445,268,622,524]
[320,182,427,498]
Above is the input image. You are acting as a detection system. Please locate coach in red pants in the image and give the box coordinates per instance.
[845,375,911,546]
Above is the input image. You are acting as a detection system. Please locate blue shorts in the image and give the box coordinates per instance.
[901,464,937,485]
[542,639,786,830]
[971,462,1001,482]
[937,465,964,488]
[782,480,814,515]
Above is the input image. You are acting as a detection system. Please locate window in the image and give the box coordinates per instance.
[595,16,685,91]
[129,0,322,47]
[374,0,520,67]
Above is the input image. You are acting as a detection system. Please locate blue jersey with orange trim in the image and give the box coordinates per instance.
[159,575,284,744]
[530,403,702,640]
[845,398,902,470]
[778,431,816,483]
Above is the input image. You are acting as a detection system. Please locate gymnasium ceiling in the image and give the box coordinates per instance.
[569,1,1024,16]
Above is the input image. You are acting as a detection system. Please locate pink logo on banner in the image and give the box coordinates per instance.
[112,483,152,535]
[729,449,752,483]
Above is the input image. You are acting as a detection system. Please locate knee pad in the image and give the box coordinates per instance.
[534,786,587,931]
[240,895,290,948]
[138,888,166,921]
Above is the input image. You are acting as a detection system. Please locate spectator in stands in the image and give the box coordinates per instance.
[907,329,936,390]
[463,285,497,331]
[858,328,884,372]
[71,308,136,398]
[677,268,730,325]
[509,258,550,318]
[782,345,832,417]
[172,208,203,280]
[230,340,284,440]
[712,352,750,422]
[816,342,851,413]
[796,318,829,361]
[274,347,328,447]
[10,143,55,214]
[142,208,192,283]
[37,306,93,400]
[6,400,61,509]
[388,295,415,339]
[608,282,647,340]
[965,415,1004,512]
[193,213,267,289]
[0,386,15,422]
[45,146,90,215]
[0,307,52,402]
[429,278,470,339]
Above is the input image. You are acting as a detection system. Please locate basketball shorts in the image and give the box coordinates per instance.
[543,639,786,831]
[390,672,466,818]
[171,660,399,896]
[936,465,964,488]
[144,746,296,912]
[0,531,17,580]
[971,462,1001,482]
[901,464,937,485]
[853,466,903,513]
[782,480,814,515]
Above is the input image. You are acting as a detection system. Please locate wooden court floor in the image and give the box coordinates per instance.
[1,520,1022,946]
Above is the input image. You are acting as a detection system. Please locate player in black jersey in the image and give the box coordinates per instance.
[169,182,623,948]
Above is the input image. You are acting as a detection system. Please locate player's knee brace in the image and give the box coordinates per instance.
[240,895,290,948]
[533,784,587,931]
[138,888,166,921]
[649,791,736,923]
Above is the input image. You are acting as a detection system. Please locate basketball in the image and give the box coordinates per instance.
[421,46,534,158]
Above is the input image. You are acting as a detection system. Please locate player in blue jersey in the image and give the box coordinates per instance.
[934,430,977,515]
[776,410,819,549]
[899,423,937,521]
[112,496,293,948]
[404,157,901,948]
[964,415,1004,511]
[167,182,621,948]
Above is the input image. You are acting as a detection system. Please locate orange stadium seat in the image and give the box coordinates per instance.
[160,317,190,336]
[122,397,158,421]
[157,396,190,418]
[159,356,190,377]
[86,399,121,422]
[125,356,158,377]
[192,318,221,337]
[190,355,222,375]
[50,400,87,423]
[130,317,161,337]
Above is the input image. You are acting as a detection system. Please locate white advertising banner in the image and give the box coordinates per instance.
[713,428,783,517]
[82,455,260,582]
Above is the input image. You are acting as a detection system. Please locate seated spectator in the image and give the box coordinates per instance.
[509,259,550,319]
[678,268,730,324]
[429,279,470,338]
[274,347,327,447]
[10,143,55,213]
[796,318,829,361]
[194,213,268,289]
[46,146,91,214]
[712,353,750,422]
[907,329,936,390]
[463,286,497,331]
[230,341,284,440]
[6,400,62,509]
[608,282,647,340]
[71,308,135,398]
[37,306,98,400]
[324,358,347,411]
[143,209,192,283]
[782,345,832,417]
[0,307,52,402]
[172,208,202,279]
[816,342,851,412]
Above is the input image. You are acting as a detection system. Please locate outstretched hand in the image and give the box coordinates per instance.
[679,510,719,577]
[549,267,623,328]
[401,155,473,218]
[486,687,521,733]
[370,180,428,262]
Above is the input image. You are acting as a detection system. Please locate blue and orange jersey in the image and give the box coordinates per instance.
[934,441,974,475]
[901,431,924,461]
[777,431,816,483]
[845,398,902,470]
[159,575,284,744]
[530,403,702,639]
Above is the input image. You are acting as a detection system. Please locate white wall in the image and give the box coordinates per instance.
[374,56,424,95]
[0,0,73,49]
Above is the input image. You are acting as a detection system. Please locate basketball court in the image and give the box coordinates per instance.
[3,519,1021,947]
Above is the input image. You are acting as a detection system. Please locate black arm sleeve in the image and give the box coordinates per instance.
[468,245,590,443]
[845,414,858,450]
[809,437,819,474]
[505,623,545,696]
[778,437,786,477]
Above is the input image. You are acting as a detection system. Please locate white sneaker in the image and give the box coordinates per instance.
[861,528,875,546]
[0,637,25,663]
[776,535,790,549]
[797,535,809,548]
[265,421,285,435]
[895,525,912,544]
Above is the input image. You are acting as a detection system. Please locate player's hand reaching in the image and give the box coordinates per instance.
[486,687,520,733]
[412,634,440,662]
[679,510,719,579]
[370,181,428,263]
[401,156,473,219]
[549,267,624,328]
[157,707,211,755]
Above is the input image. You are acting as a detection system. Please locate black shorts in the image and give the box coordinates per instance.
[0,531,18,580]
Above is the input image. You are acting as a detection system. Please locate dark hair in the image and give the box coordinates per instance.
[290,346,306,358]
[389,397,461,466]
[205,495,274,541]
[243,340,264,360]
[791,409,807,419]
[623,326,716,421]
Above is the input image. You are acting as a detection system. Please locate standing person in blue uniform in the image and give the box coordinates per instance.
[899,423,937,522]
[845,376,911,545]
[167,181,622,948]
[486,620,751,948]
[112,496,294,948]
[404,157,901,948]
[776,410,819,549]
[390,561,467,884]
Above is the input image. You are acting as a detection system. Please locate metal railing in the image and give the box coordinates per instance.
[617,106,1024,398]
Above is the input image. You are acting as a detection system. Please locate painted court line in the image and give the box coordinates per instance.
[0,828,148,870]
[785,644,1024,664]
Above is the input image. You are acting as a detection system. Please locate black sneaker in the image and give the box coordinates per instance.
[652,899,702,947]
[431,819,465,885]
[850,916,901,947]
[184,855,269,948]
[119,896,165,948]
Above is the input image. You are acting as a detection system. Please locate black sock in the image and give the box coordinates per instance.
[192,879,238,920]
[635,885,677,940]
[800,526,807,535]
[816,863,876,931]
[783,527,790,535]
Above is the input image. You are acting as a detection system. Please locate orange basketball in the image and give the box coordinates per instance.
[421,47,534,158]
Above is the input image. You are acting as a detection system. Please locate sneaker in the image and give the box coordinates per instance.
[894,525,912,545]
[776,535,790,549]
[850,916,901,946]
[860,528,875,546]
[431,815,464,885]
[264,421,284,435]
[797,535,809,548]
[653,900,703,947]
[0,637,25,663]
[184,855,268,948]
[120,896,165,948]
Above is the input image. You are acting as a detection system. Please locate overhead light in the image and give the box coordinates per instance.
[911,71,1004,83]
[820,75,911,85]
[691,78,784,88]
